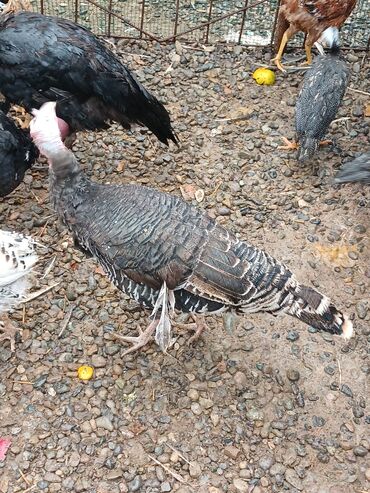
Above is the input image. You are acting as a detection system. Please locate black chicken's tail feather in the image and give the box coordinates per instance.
[288,284,353,339]
[297,137,319,162]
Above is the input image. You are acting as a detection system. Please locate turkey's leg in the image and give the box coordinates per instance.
[174,314,207,344]
[0,314,22,352]
[272,26,297,72]
[111,318,158,355]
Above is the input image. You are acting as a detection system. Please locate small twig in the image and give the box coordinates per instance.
[18,468,31,486]
[210,179,223,197]
[42,255,57,279]
[10,380,34,385]
[215,115,251,123]
[38,219,50,238]
[147,454,189,485]
[58,306,75,339]
[30,190,40,204]
[20,485,37,493]
[331,117,351,125]
[337,356,342,387]
[21,282,59,304]
[165,443,191,465]
[348,87,370,97]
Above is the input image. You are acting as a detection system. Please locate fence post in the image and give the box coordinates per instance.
[238,0,249,45]
[205,0,214,44]
[74,0,78,24]
[107,0,113,37]
[40,0,44,14]
[140,0,146,39]
[173,0,180,40]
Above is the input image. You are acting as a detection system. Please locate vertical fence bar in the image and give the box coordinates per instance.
[270,0,281,47]
[238,0,249,45]
[173,0,180,40]
[107,0,113,37]
[74,0,78,24]
[204,0,214,44]
[140,0,146,39]
[40,0,44,14]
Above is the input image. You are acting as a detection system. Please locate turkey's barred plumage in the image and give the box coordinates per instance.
[296,49,349,161]
[0,230,38,312]
[0,11,177,145]
[335,152,370,184]
[0,110,39,197]
[30,102,353,350]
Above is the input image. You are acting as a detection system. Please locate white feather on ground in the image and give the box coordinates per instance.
[0,230,38,350]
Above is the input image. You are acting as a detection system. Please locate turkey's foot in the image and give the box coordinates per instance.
[278,136,298,150]
[174,314,207,345]
[111,319,158,355]
[0,314,22,352]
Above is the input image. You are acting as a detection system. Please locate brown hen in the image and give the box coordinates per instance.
[272,0,357,71]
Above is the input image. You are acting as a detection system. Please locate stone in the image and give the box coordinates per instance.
[224,445,240,460]
[233,478,249,492]
[96,416,114,431]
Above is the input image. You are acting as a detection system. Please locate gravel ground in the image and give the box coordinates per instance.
[0,42,369,493]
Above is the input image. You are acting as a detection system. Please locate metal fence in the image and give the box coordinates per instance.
[33,0,370,49]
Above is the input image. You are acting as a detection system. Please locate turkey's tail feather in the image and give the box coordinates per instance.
[335,153,370,184]
[297,137,319,162]
[287,285,353,339]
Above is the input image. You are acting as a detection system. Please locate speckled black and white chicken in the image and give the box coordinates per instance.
[0,230,38,350]
[281,27,350,162]
[0,110,39,197]
[30,102,353,354]
[335,152,370,184]
[0,3,177,146]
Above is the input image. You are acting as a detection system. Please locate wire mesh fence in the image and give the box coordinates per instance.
[32,0,370,49]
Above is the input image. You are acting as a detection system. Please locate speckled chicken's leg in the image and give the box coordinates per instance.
[174,314,207,344]
[0,314,22,352]
[111,319,159,355]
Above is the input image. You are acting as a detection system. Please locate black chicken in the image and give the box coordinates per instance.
[0,9,177,145]
[335,152,370,184]
[0,110,38,197]
[280,27,350,162]
[30,103,353,355]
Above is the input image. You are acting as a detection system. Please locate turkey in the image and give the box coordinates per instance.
[0,110,39,197]
[335,152,370,184]
[0,6,178,145]
[280,27,350,162]
[0,230,38,350]
[30,102,353,355]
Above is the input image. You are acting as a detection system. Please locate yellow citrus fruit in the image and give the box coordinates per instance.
[252,68,276,85]
[77,365,94,381]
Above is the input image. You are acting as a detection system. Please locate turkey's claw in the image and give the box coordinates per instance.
[174,314,207,345]
[0,314,22,352]
[111,319,158,355]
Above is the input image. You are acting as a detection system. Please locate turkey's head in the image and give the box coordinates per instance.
[30,102,70,160]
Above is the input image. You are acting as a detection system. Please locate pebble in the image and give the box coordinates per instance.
[285,469,303,491]
[353,446,368,457]
[224,445,240,460]
[286,369,300,381]
[128,476,142,492]
[96,416,114,431]
[189,461,202,478]
[365,469,370,481]
[340,384,354,398]
[92,355,107,368]
[233,478,249,492]
[286,331,299,342]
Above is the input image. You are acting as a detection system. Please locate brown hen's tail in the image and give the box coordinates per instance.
[273,9,289,52]
[288,285,353,339]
